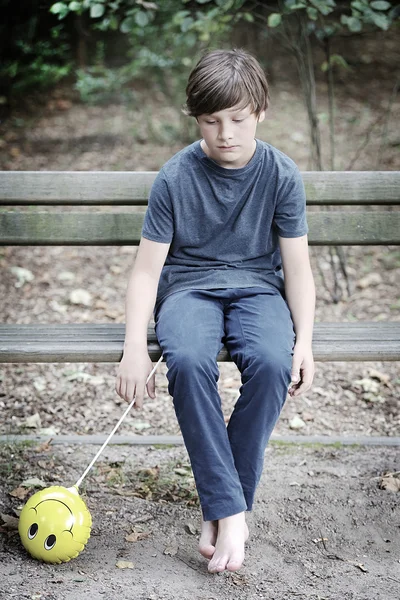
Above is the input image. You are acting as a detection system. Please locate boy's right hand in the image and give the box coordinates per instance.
[115,351,156,409]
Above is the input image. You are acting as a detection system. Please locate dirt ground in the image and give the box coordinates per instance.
[1,441,400,600]
[0,41,399,599]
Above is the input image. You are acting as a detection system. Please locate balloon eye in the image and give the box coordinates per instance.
[28,523,38,539]
[44,534,56,550]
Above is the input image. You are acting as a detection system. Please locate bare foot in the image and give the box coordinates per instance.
[207,512,249,573]
[199,519,218,559]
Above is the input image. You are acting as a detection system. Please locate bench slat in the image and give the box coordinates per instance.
[0,172,156,205]
[0,323,399,362]
[1,171,399,205]
[303,171,400,204]
[1,211,399,245]
[0,322,398,341]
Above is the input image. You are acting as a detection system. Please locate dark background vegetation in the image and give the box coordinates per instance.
[1,1,399,172]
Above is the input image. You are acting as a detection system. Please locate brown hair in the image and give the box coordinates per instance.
[184,49,269,117]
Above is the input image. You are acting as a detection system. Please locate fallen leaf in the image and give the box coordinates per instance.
[125,531,150,542]
[57,271,76,282]
[368,368,391,386]
[354,378,380,394]
[380,474,400,492]
[163,543,178,556]
[87,375,105,386]
[25,413,42,429]
[10,266,34,287]
[362,393,385,404]
[115,560,134,569]
[174,466,192,476]
[357,272,382,288]
[184,522,197,535]
[9,146,21,158]
[1,513,19,529]
[20,477,47,488]
[289,415,306,430]
[133,421,151,431]
[38,427,58,436]
[138,467,159,478]
[9,487,30,500]
[69,289,92,306]
[231,573,248,586]
[33,377,46,392]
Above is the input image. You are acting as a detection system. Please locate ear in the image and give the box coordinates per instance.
[258,110,266,123]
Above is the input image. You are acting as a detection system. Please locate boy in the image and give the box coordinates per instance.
[115,49,315,574]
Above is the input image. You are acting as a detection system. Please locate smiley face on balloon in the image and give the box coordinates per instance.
[18,485,92,564]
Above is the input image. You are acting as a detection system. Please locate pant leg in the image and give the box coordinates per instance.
[155,290,248,521]
[224,287,295,511]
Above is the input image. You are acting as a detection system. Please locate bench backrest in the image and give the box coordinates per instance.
[1,171,399,246]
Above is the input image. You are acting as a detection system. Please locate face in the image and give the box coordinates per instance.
[197,105,265,169]
[18,485,92,564]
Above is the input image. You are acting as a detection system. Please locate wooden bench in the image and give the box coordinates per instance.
[0,170,399,363]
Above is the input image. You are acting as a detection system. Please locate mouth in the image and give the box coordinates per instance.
[217,146,237,151]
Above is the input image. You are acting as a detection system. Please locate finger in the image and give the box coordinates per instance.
[290,358,302,384]
[115,376,121,397]
[291,381,308,397]
[291,371,313,397]
[121,380,128,402]
[125,381,136,404]
[134,380,146,409]
[147,373,156,399]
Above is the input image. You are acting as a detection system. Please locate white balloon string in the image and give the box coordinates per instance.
[75,355,163,489]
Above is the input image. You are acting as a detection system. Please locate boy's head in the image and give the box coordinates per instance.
[185,49,269,118]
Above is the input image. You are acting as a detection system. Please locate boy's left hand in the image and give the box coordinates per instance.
[288,342,314,397]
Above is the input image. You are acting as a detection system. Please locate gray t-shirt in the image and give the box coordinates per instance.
[142,139,308,306]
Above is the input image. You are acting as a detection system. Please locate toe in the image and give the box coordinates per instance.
[226,556,243,572]
[208,554,228,573]
[199,543,215,559]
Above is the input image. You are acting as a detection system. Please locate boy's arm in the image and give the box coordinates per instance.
[115,237,170,408]
[279,234,315,397]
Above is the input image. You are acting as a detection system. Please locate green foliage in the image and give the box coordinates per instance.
[75,64,132,103]
[321,54,350,72]
[1,26,72,97]
[49,0,251,106]
[266,0,397,34]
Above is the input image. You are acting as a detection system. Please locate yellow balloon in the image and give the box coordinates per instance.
[18,485,92,564]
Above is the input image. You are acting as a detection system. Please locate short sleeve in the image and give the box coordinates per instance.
[142,170,174,243]
[273,166,308,238]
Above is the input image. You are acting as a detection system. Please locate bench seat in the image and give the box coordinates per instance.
[0,322,399,363]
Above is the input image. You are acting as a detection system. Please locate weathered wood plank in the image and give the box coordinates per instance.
[0,323,399,362]
[1,322,399,341]
[0,171,157,205]
[303,171,400,204]
[1,211,399,245]
[1,171,399,205]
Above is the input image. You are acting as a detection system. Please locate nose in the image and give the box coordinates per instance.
[218,122,233,142]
